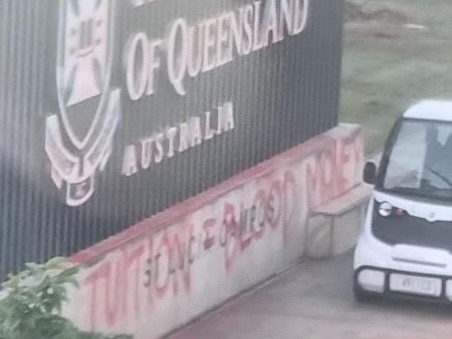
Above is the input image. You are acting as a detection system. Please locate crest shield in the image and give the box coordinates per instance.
[46,0,120,206]
[57,0,114,149]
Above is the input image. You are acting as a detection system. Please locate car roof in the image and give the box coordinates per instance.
[403,100,452,122]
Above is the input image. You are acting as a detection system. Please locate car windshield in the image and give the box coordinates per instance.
[383,119,452,201]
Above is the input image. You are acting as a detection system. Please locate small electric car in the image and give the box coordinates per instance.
[354,100,452,302]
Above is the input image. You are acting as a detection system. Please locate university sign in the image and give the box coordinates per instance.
[0,0,344,285]
[45,0,310,206]
[0,0,360,335]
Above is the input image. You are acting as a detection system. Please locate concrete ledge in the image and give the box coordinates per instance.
[306,184,372,259]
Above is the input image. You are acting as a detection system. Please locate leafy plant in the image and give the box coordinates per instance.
[0,258,132,339]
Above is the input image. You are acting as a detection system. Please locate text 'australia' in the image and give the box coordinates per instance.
[121,102,235,176]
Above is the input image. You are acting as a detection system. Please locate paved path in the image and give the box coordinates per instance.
[167,251,452,339]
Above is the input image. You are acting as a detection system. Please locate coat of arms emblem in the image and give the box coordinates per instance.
[45,0,120,206]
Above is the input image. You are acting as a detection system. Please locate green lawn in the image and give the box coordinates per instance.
[340,0,452,154]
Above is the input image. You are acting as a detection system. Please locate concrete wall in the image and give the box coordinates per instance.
[64,123,364,339]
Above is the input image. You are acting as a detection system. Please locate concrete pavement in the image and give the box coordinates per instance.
[167,251,452,339]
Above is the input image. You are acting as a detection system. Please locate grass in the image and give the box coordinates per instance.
[340,0,452,154]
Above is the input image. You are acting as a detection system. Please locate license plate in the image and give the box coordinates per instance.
[389,274,442,297]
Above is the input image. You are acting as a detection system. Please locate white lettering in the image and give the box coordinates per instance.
[124,1,310,98]
[262,0,280,47]
[132,1,309,97]
[145,40,162,96]
[187,26,203,78]
[190,116,202,146]
[252,1,264,52]
[122,145,138,176]
[166,127,178,158]
[125,33,149,100]
[241,5,254,56]
[229,11,243,56]
[292,0,309,35]
[168,18,188,95]
[121,102,236,175]
[202,18,217,73]
[178,122,190,152]
[222,102,235,132]
[217,13,233,67]
[154,133,164,163]
[204,111,215,140]
[280,0,294,36]
[140,137,154,170]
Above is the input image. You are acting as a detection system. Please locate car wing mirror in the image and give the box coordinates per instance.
[363,161,377,185]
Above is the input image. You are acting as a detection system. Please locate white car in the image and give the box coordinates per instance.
[354,100,452,303]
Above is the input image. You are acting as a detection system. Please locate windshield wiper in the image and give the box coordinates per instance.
[425,165,452,188]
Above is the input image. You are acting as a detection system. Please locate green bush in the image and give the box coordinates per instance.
[0,258,132,339]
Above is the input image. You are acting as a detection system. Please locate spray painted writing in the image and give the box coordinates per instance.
[82,170,296,331]
[67,126,364,335]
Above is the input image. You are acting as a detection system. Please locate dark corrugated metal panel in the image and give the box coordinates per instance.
[0,0,343,281]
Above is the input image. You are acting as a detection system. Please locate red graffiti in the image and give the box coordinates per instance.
[203,218,216,250]
[84,222,195,332]
[220,171,296,273]
[283,170,296,243]
[221,203,239,272]
[73,127,364,333]
[306,130,363,209]
[143,223,194,301]
[127,245,145,314]
[252,189,266,239]
[336,129,364,193]
[85,243,144,330]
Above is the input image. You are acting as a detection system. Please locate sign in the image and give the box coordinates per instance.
[45,0,310,206]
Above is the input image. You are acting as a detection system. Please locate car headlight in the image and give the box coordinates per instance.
[378,202,393,217]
